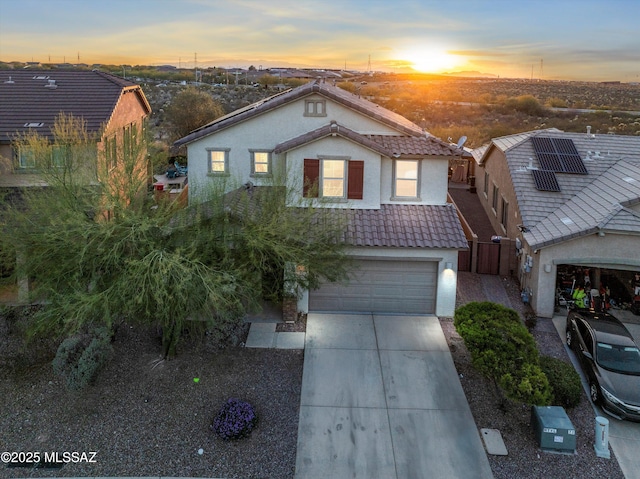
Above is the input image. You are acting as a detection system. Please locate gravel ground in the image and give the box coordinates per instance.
[0,321,302,479]
[0,273,629,479]
[447,272,625,479]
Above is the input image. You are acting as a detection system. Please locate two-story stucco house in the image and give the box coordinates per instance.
[175,81,468,317]
[473,128,640,318]
[0,70,151,302]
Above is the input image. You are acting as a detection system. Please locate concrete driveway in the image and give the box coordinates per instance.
[552,312,640,479]
[294,313,493,479]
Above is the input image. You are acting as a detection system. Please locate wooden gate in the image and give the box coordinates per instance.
[476,242,501,275]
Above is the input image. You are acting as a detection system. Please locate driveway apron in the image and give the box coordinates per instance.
[295,313,494,479]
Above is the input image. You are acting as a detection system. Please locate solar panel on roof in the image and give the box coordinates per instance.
[538,153,563,172]
[531,137,588,175]
[531,169,561,192]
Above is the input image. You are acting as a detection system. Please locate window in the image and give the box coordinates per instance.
[483,171,489,199]
[51,145,68,168]
[208,148,230,175]
[105,136,117,171]
[492,184,499,214]
[250,150,271,176]
[322,159,345,197]
[393,160,419,199]
[304,99,326,117]
[18,147,36,169]
[501,197,509,230]
[303,158,364,200]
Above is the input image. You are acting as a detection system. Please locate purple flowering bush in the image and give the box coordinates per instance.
[212,398,258,440]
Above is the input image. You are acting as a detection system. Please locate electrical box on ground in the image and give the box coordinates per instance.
[531,406,576,454]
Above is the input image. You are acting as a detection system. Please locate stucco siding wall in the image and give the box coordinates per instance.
[284,136,382,209]
[187,94,405,203]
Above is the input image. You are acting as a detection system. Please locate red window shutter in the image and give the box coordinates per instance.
[303,159,320,198]
[347,160,364,200]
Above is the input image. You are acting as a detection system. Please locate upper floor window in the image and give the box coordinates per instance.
[304,100,327,117]
[105,135,117,171]
[501,197,509,230]
[303,158,363,200]
[393,160,419,199]
[492,184,499,214]
[483,171,489,199]
[18,147,36,169]
[322,159,346,197]
[250,150,271,176]
[208,148,230,175]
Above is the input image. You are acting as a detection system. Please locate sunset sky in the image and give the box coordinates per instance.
[0,0,638,81]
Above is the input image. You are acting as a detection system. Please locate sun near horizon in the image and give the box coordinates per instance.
[397,47,466,74]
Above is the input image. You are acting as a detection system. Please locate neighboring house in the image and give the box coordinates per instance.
[473,128,640,318]
[0,70,151,302]
[174,81,468,317]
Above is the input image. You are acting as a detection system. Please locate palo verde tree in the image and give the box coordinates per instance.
[2,115,349,359]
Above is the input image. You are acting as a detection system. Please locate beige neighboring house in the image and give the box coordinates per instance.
[0,70,151,302]
[473,128,640,318]
[175,81,468,317]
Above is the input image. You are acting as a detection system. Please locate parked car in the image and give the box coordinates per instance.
[565,309,640,421]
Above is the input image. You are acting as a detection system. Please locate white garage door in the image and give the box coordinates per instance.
[309,260,437,314]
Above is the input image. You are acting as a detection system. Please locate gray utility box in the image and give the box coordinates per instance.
[531,406,576,453]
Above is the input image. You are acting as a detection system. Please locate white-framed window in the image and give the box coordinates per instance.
[393,159,419,199]
[18,147,36,169]
[501,196,509,230]
[304,99,327,117]
[250,150,271,176]
[322,159,346,198]
[208,148,230,175]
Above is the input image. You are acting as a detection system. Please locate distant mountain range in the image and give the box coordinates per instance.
[443,71,500,78]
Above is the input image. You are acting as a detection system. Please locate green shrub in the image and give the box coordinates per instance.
[454,301,551,405]
[52,334,88,377]
[539,356,582,409]
[53,328,113,390]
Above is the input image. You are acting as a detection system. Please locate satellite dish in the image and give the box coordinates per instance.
[456,136,468,148]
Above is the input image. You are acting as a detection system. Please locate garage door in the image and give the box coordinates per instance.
[309,260,437,314]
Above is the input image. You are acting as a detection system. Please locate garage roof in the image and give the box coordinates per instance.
[328,203,469,249]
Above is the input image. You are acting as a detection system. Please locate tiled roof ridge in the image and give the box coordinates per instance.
[174,81,426,147]
[274,121,396,157]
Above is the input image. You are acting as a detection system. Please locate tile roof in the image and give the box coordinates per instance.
[175,186,468,250]
[477,129,640,249]
[366,134,464,157]
[328,203,469,249]
[274,122,464,158]
[0,70,150,144]
[524,159,640,249]
[174,81,426,147]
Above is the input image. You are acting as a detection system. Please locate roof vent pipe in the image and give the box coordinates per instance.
[44,79,57,89]
[586,125,591,135]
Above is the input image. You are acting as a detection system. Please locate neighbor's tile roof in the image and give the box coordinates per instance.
[0,70,150,144]
[174,81,427,147]
[480,129,640,249]
[523,159,640,249]
[274,122,464,158]
[330,203,468,249]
